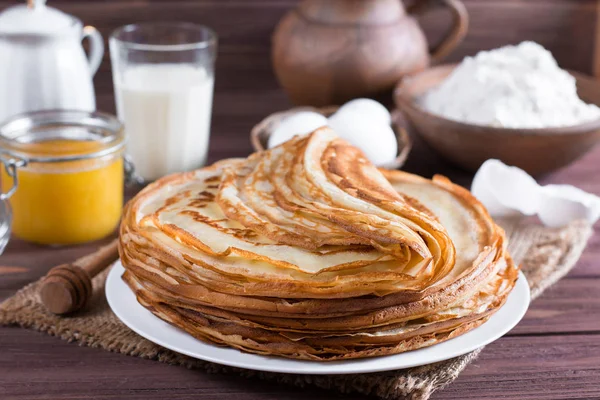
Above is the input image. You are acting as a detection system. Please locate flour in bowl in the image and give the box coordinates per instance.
[421,41,600,128]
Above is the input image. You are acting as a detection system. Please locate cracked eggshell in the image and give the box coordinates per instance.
[471,159,542,217]
[538,184,600,227]
[330,98,392,126]
[328,113,397,167]
[267,112,329,148]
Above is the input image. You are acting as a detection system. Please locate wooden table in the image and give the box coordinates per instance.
[1,107,600,399]
[1,0,600,396]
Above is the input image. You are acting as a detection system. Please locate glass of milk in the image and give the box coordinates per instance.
[109,23,217,182]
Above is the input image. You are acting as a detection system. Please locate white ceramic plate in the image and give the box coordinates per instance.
[106,261,530,375]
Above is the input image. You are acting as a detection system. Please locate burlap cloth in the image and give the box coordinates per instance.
[0,218,593,400]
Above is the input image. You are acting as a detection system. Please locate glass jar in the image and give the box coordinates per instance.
[0,110,125,246]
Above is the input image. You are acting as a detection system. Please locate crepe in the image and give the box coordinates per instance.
[119,128,518,360]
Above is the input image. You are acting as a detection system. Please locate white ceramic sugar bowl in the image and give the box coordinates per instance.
[0,1,103,122]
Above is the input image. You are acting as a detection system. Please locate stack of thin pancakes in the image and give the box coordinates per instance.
[119,128,519,361]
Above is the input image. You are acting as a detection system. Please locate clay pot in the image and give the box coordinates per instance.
[272,0,468,106]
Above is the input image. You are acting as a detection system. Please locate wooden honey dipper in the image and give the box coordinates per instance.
[40,239,119,315]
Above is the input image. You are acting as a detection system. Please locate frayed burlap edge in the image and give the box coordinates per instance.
[0,219,593,400]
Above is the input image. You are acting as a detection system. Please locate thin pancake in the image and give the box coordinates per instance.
[119,129,519,361]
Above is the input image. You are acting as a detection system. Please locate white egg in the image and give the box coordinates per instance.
[267,112,328,148]
[330,98,392,126]
[328,114,397,166]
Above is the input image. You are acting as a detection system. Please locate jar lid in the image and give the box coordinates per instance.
[0,110,125,163]
[0,2,77,35]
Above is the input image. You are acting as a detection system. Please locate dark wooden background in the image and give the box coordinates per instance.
[2,1,600,399]
[1,0,597,161]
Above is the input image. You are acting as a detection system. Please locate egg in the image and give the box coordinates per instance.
[538,184,600,227]
[329,98,392,126]
[471,159,542,218]
[267,112,328,148]
[328,113,397,167]
[471,160,600,227]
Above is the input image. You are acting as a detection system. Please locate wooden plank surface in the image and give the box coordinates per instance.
[1,0,600,399]
[1,328,599,400]
[1,131,599,400]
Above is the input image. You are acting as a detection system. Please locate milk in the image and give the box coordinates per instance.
[114,64,214,181]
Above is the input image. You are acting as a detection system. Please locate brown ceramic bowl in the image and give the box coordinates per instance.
[393,64,600,175]
[250,106,412,170]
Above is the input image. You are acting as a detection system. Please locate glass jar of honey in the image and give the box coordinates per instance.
[0,110,125,245]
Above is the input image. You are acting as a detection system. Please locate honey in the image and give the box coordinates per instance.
[0,110,125,246]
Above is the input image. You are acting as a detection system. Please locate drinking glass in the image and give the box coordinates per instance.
[110,22,217,182]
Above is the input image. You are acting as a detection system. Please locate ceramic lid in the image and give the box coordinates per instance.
[0,2,76,35]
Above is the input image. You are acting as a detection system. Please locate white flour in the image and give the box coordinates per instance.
[421,41,600,128]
